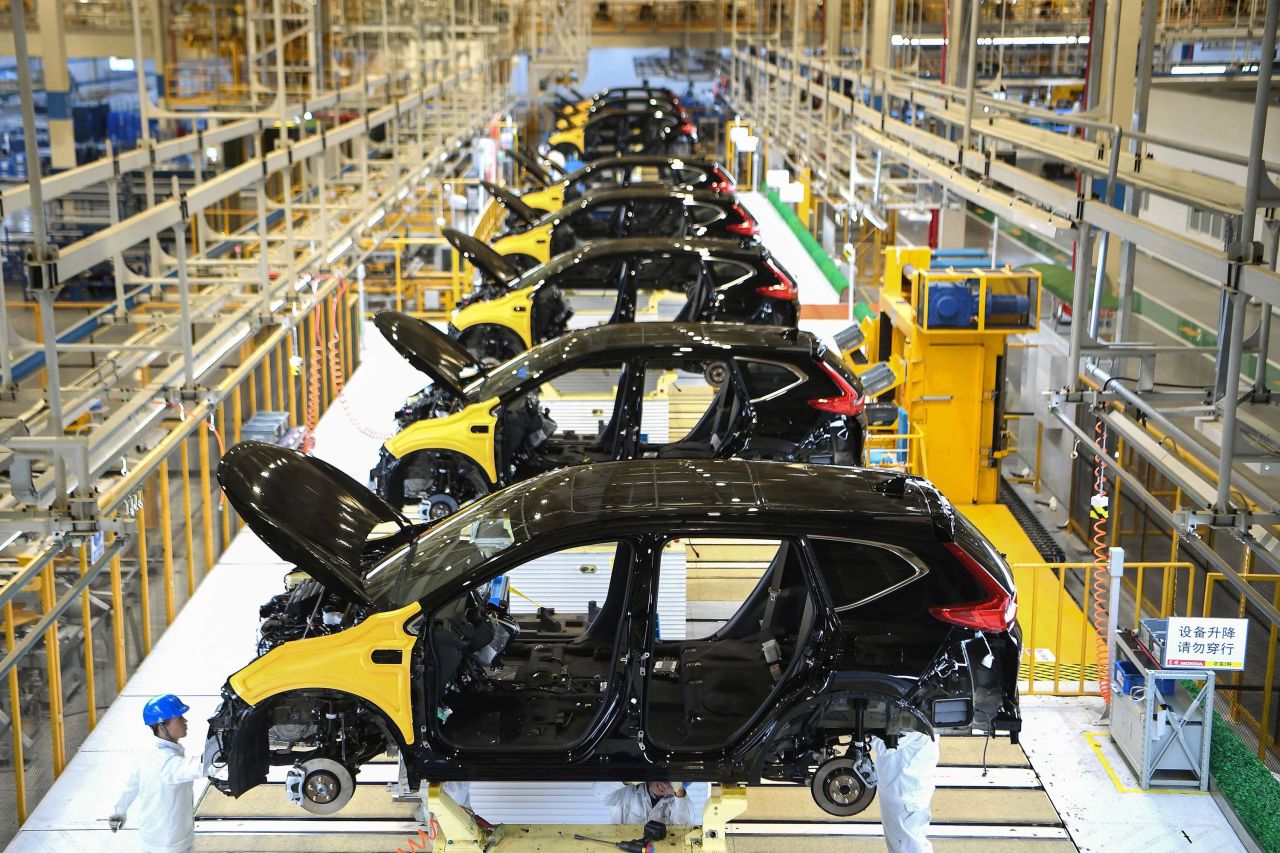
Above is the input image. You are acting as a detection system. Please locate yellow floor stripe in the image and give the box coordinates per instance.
[1083,732,1208,796]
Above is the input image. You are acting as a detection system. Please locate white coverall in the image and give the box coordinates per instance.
[592,781,706,825]
[871,730,939,853]
[113,736,207,853]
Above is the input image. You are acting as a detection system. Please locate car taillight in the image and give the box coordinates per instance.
[756,260,798,300]
[930,542,1018,632]
[711,166,737,192]
[807,361,865,416]
[726,203,759,237]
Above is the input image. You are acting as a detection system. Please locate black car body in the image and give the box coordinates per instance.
[553,108,696,160]
[507,155,736,218]
[486,186,759,275]
[444,232,798,360]
[207,449,1021,817]
[368,316,866,511]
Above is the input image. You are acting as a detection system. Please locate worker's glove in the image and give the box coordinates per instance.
[108,814,125,832]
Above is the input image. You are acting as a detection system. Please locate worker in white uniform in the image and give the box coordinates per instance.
[592,780,706,825]
[871,730,939,853]
[109,694,212,853]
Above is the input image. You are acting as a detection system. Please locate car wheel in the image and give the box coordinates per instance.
[287,758,356,815]
[422,492,460,521]
[810,756,877,817]
[704,361,728,387]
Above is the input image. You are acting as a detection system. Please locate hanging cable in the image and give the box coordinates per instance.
[326,277,396,441]
[301,298,325,453]
[1089,410,1112,704]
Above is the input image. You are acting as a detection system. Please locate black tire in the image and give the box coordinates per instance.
[811,757,877,817]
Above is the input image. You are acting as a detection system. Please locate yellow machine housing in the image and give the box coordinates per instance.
[490,227,553,268]
[866,247,1041,505]
[382,398,501,485]
[229,603,422,744]
[450,287,535,349]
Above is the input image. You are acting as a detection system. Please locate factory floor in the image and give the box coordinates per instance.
[5,194,1252,853]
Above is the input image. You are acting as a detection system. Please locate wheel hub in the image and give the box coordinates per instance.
[304,770,339,804]
[824,770,860,805]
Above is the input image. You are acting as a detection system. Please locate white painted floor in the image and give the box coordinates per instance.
[7,213,1255,853]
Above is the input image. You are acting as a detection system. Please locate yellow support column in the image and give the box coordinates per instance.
[109,532,126,690]
[217,403,231,550]
[199,426,215,575]
[136,504,153,654]
[427,783,487,853]
[79,543,97,730]
[41,562,66,776]
[159,459,176,625]
[4,601,26,822]
[180,439,196,593]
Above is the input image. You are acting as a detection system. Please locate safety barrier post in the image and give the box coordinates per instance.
[1106,547,1124,708]
[180,439,196,593]
[217,402,231,549]
[109,531,126,690]
[159,455,176,625]
[41,561,66,776]
[4,601,25,822]
[79,542,96,730]
[199,426,214,575]
[274,343,285,417]
[137,503,152,654]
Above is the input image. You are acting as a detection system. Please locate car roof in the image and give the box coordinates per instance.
[479,459,943,534]
[557,237,766,265]
[569,155,721,176]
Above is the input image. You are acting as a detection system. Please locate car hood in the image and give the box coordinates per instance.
[503,149,554,186]
[373,310,485,399]
[481,180,541,227]
[442,227,519,286]
[218,441,412,606]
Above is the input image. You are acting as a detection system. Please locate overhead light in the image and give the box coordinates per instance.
[366,208,385,229]
[326,238,353,265]
[1170,64,1228,75]
[108,56,136,72]
[397,187,409,201]
[192,323,252,380]
[891,34,1088,47]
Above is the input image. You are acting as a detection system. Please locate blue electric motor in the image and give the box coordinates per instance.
[927,281,1029,328]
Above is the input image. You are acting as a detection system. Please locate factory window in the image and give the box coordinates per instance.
[1187,207,1225,240]
[807,536,928,613]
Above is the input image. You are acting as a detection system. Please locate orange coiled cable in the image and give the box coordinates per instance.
[1089,414,1112,703]
[301,299,325,454]
[326,279,395,441]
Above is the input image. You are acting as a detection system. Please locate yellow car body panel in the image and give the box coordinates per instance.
[491,227,553,268]
[451,286,535,350]
[521,185,564,212]
[548,126,584,155]
[230,603,422,744]
[382,398,500,484]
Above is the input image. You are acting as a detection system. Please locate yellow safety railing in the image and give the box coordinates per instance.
[863,429,928,478]
[1014,560,1196,696]
[0,285,362,826]
[1002,412,1043,493]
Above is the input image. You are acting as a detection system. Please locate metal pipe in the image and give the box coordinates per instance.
[1255,220,1279,396]
[1068,225,1093,390]
[961,0,980,149]
[1089,132,1123,341]
[1217,0,1279,511]
[1051,404,1280,627]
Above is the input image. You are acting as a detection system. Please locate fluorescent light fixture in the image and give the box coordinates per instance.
[108,56,136,72]
[397,187,410,201]
[192,322,252,381]
[326,238,353,265]
[366,208,385,229]
[1171,64,1228,75]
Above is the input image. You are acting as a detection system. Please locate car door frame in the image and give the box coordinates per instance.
[634,527,833,765]
[415,532,656,765]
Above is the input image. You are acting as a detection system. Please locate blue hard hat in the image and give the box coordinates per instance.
[142,694,190,726]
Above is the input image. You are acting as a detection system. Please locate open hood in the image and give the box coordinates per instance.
[442,227,519,286]
[373,310,484,399]
[504,149,554,186]
[481,180,540,227]
[218,442,412,606]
